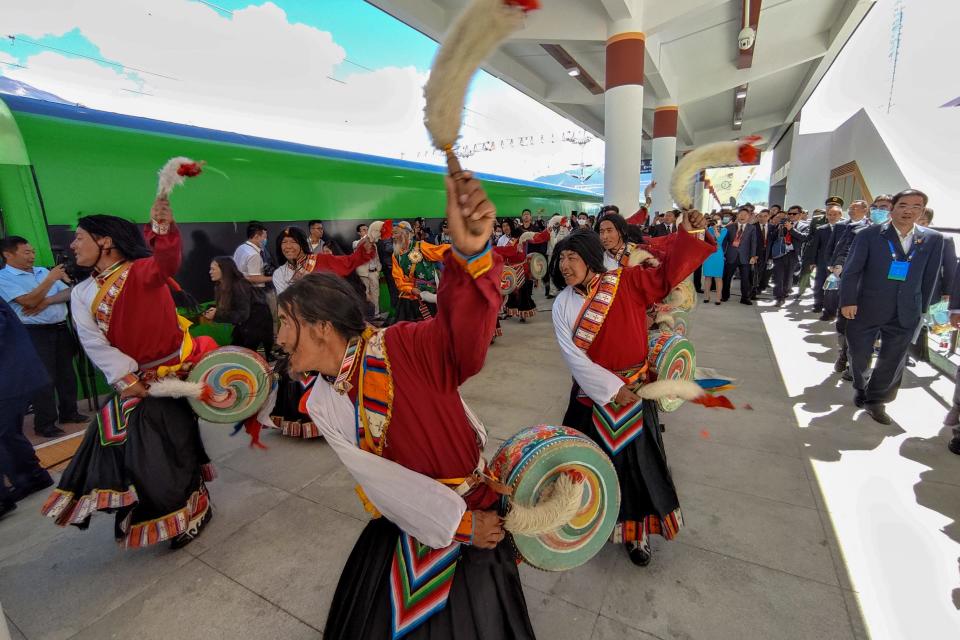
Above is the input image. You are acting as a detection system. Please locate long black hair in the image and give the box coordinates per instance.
[597,212,628,242]
[275,226,311,266]
[277,272,365,352]
[77,215,151,261]
[549,229,607,291]
[211,256,252,314]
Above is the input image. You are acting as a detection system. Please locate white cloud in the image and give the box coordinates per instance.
[0,0,601,185]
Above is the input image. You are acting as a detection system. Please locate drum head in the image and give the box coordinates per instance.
[527,253,548,280]
[186,346,270,423]
[500,264,520,294]
[490,425,620,572]
[648,333,696,412]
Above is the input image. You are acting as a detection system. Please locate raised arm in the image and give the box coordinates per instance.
[310,240,376,277]
[623,228,713,306]
[139,197,183,287]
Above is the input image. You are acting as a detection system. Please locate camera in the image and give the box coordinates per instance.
[54,250,90,284]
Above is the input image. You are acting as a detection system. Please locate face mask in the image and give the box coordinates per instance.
[869,208,889,224]
[578,219,588,227]
[722,216,731,224]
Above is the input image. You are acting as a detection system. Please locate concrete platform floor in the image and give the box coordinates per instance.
[2,288,958,639]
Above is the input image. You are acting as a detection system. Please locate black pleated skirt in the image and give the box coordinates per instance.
[562,386,680,524]
[395,299,436,322]
[42,396,212,547]
[506,280,536,317]
[325,518,536,640]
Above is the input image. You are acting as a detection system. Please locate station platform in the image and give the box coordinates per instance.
[1,288,958,639]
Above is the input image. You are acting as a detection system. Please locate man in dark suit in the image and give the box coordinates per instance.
[769,206,809,305]
[649,210,678,237]
[803,203,846,320]
[943,258,960,454]
[907,206,957,365]
[840,189,944,424]
[721,206,758,305]
[752,209,774,297]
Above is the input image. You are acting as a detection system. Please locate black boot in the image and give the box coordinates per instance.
[625,540,652,567]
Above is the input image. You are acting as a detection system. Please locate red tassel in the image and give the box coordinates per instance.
[381,219,393,238]
[244,416,267,450]
[166,277,183,292]
[692,394,735,410]
[564,469,585,484]
[737,143,759,165]
[177,162,203,177]
[505,0,540,11]
[198,384,213,403]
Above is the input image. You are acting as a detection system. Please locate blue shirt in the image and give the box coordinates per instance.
[0,264,69,325]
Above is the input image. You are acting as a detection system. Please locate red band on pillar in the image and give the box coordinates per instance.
[605,32,645,90]
[652,106,678,138]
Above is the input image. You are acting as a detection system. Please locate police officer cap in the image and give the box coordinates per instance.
[824,196,844,207]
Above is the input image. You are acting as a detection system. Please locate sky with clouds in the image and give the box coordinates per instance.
[0,0,603,182]
[0,0,955,208]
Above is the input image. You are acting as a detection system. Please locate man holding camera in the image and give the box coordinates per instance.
[769,206,809,306]
[0,236,86,438]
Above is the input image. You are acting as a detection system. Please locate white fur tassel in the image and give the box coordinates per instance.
[626,247,660,268]
[146,378,207,399]
[420,291,438,304]
[670,139,759,210]
[367,220,385,243]
[636,379,703,402]
[518,231,536,246]
[504,473,584,536]
[655,313,676,328]
[157,156,200,198]
[424,0,528,150]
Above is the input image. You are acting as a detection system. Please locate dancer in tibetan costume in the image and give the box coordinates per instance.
[598,212,664,272]
[277,173,534,639]
[41,197,218,549]
[551,219,713,567]
[391,221,450,322]
[270,226,375,439]
[496,229,549,322]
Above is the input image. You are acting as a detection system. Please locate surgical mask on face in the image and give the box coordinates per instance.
[869,208,889,224]
[578,218,588,227]
[722,216,731,225]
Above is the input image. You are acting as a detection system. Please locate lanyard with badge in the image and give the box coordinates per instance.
[886,238,914,281]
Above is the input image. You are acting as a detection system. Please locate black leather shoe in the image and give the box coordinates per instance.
[740,299,753,305]
[812,306,822,313]
[944,405,960,427]
[35,424,66,438]
[59,414,89,424]
[819,314,836,322]
[853,393,866,408]
[0,501,16,519]
[841,370,853,382]
[948,436,960,455]
[834,358,848,374]
[10,473,53,502]
[864,404,892,425]
[626,541,652,567]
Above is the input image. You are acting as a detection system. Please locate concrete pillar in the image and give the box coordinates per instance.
[651,104,678,213]
[603,20,644,212]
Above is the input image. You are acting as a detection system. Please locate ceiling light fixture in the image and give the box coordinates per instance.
[567,67,581,77]
[735,88,748,99]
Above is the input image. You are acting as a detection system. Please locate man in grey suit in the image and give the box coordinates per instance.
[721,206,759,305]
[840,189,944,424]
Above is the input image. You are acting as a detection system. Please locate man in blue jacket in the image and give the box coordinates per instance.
[840,189,944,424]
[0,298,54,517]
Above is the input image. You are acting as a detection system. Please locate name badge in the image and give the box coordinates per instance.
[888,260,910,281]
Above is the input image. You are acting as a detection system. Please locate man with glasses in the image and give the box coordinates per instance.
[839,189,944,424]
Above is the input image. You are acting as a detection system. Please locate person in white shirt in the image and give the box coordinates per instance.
[232,223,272,288]
[307,220,325,254]
[352,223,382,315]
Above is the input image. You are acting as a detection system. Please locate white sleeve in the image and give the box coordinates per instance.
[551,289,624,406]
[305,383,467,549]
[271,267,290,295]
[70,282,138,386]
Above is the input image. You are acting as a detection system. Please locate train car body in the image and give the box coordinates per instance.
[0,95,599,299]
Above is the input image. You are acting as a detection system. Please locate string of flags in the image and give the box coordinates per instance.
[414,129,597,160]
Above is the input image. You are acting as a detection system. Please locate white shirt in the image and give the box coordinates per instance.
[71,278,139,385]
[352,238,381,273]
[271,263,298,295]
[233,241,265,287]
[551,286,625,406]
[895,224,916,254]
[496,234,512,247]
[602,253,618,271]
[305,378,487,549]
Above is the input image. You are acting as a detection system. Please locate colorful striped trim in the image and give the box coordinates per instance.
[276,419,321,439]
[97,396,141,446]
[592,397,646,455]
[41,485,139,526]
[451,242,494,279]
[572,270,621,353]
[91,262,132,335]
[124,485,210,549]
[453,511,474,545]
[389,532,461,639]
[610,508,684,544]
[357,329,393,455]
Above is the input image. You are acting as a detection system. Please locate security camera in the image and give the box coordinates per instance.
[738,27,756,51]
